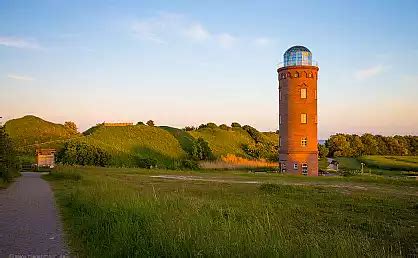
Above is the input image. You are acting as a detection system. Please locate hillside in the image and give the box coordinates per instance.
[189,127,255,158]
[4,115,79,153]
[73,124,187,167]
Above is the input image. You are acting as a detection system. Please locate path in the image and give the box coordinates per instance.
[0,172,68,257]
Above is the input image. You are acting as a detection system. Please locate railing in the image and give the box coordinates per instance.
[278,60,318,68]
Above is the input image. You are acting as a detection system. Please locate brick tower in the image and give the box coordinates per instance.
[277,46,319,176]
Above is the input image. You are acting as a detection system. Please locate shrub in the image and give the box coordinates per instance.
[206,123,217,129]
[219,124,230,130]
[136,157,158,169]
[181,159,199,170]
[190,138,214,161]
[56,142,111,166]
[231,122,241,128]
[184,126,195,131]
[137,121,145,125]
[146,120,155,127]
[0,126,19,182]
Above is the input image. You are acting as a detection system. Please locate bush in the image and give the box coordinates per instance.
[0,126,19,182]
[206,123,217,129]
[231,122,241,128]
[181,159,199,170]
[219,124,230,130]
[184,126,195,131]
[190,138,214,161]
[146,120,155,127]
[56,142,111,166]
[136,121,145,125]
[136,157,158,169]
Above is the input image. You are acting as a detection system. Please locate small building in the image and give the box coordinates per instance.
[36,149,56,168]
[103,122,133,127]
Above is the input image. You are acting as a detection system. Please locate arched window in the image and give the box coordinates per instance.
[294,72,299,78]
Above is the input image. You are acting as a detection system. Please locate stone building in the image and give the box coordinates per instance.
[277,46,319,176]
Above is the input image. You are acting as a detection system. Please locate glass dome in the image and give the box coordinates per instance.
[283,46,312,66]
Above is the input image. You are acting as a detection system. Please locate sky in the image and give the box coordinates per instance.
[1,0,418,139]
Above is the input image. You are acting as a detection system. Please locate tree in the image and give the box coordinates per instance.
[318,144,329,158]
[190,138,214,161]
[206,122,217,129]
[136,121,145,125]
[350,135,364,157]
[231,122,241,128]
[360,133,378,155]
[184,126,195,131]
[146,120,155,127]
[64,121,78,133]
[219,124,230,130]
[56,142,110,166]
[0,126,18,181]
[326,134,351,157]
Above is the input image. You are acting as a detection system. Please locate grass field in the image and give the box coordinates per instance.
[46,166,418,257]
[358,155,418,172]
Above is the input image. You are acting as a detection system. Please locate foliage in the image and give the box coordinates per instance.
[231,122,241,128]
[326,133,417,157]
[241,125,279,161]
[318,144,329,158]
[64,121,78,133]
[56,142,111,166]
[0,126,19,182]
[136,157,158,169]
[180,159,199,170]
[47,166,418,257]
[136,121,145,126]
[183,126,196,131]
[190,138,214,161]
[219,124,230,130]
[146,120,155,127]
[206,122,217,129]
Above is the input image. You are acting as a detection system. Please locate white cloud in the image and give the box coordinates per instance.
[0,36,41,49]
[132,13,254,48]
[184,23,210,41]
[216,33,236,48]
[7,74,35,81]
[355,64,387,80]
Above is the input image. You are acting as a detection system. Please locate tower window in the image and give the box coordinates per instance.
[293,163,298,170]
[281,163,286,173]
[301,137,307,147]
[294,72,299,78]
[301,113,307,124]
[308,73,312,78]
[301,88,307,99]
[302,163,308,175]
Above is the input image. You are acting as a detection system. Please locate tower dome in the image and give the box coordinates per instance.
[283,45,312,67]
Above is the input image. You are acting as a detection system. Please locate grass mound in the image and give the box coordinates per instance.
[189,127,254,157]
[4,115,78,153]
[73,125,187,167]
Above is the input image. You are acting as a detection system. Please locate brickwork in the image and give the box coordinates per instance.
[277,65,319,176]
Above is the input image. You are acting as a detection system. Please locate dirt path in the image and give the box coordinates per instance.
[0,172,68,257]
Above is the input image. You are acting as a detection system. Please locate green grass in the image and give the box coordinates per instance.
[4,115,79,153]
[46,166,418,257]
[73,125,187,167]
[159,126,195,153]
[189,127,254,157]
[358,155,418,172]
[334,157,362,170]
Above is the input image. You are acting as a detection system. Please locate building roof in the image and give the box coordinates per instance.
[284,45,311,55]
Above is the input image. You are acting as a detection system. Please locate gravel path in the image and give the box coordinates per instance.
[0,172,68,257]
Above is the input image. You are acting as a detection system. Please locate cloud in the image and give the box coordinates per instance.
[355,64,387,80]
[0,36,41,49]
[216,33,236,48]
[184,23,210,41]
[131,13,249,48]
[7,74,35,81]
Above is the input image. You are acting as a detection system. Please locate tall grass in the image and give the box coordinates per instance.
[200,154,278,170]
[46,166,418,257]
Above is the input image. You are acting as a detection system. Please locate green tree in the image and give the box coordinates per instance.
[146,120,155,127]
[136,121,145,125]
[326,134,351,157]
[64,121,78,133]
[206,122,217,129]
[190,138,214,161]
[318,144,329,158]
[360,133,378,155]
[350,135,364,157]
[0,126,18,181]
[231,122,241,128]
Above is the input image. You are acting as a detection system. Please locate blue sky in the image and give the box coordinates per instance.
[1,0,417,138]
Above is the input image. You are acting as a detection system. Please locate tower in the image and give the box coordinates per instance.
[277,46,319,176]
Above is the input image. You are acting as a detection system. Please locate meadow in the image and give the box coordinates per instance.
[45,166,418,257]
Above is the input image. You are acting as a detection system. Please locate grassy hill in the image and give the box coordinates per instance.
[73,124,187,167]
[358,155,418,172]
[189,127,256,158]
[4,115,79,154]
